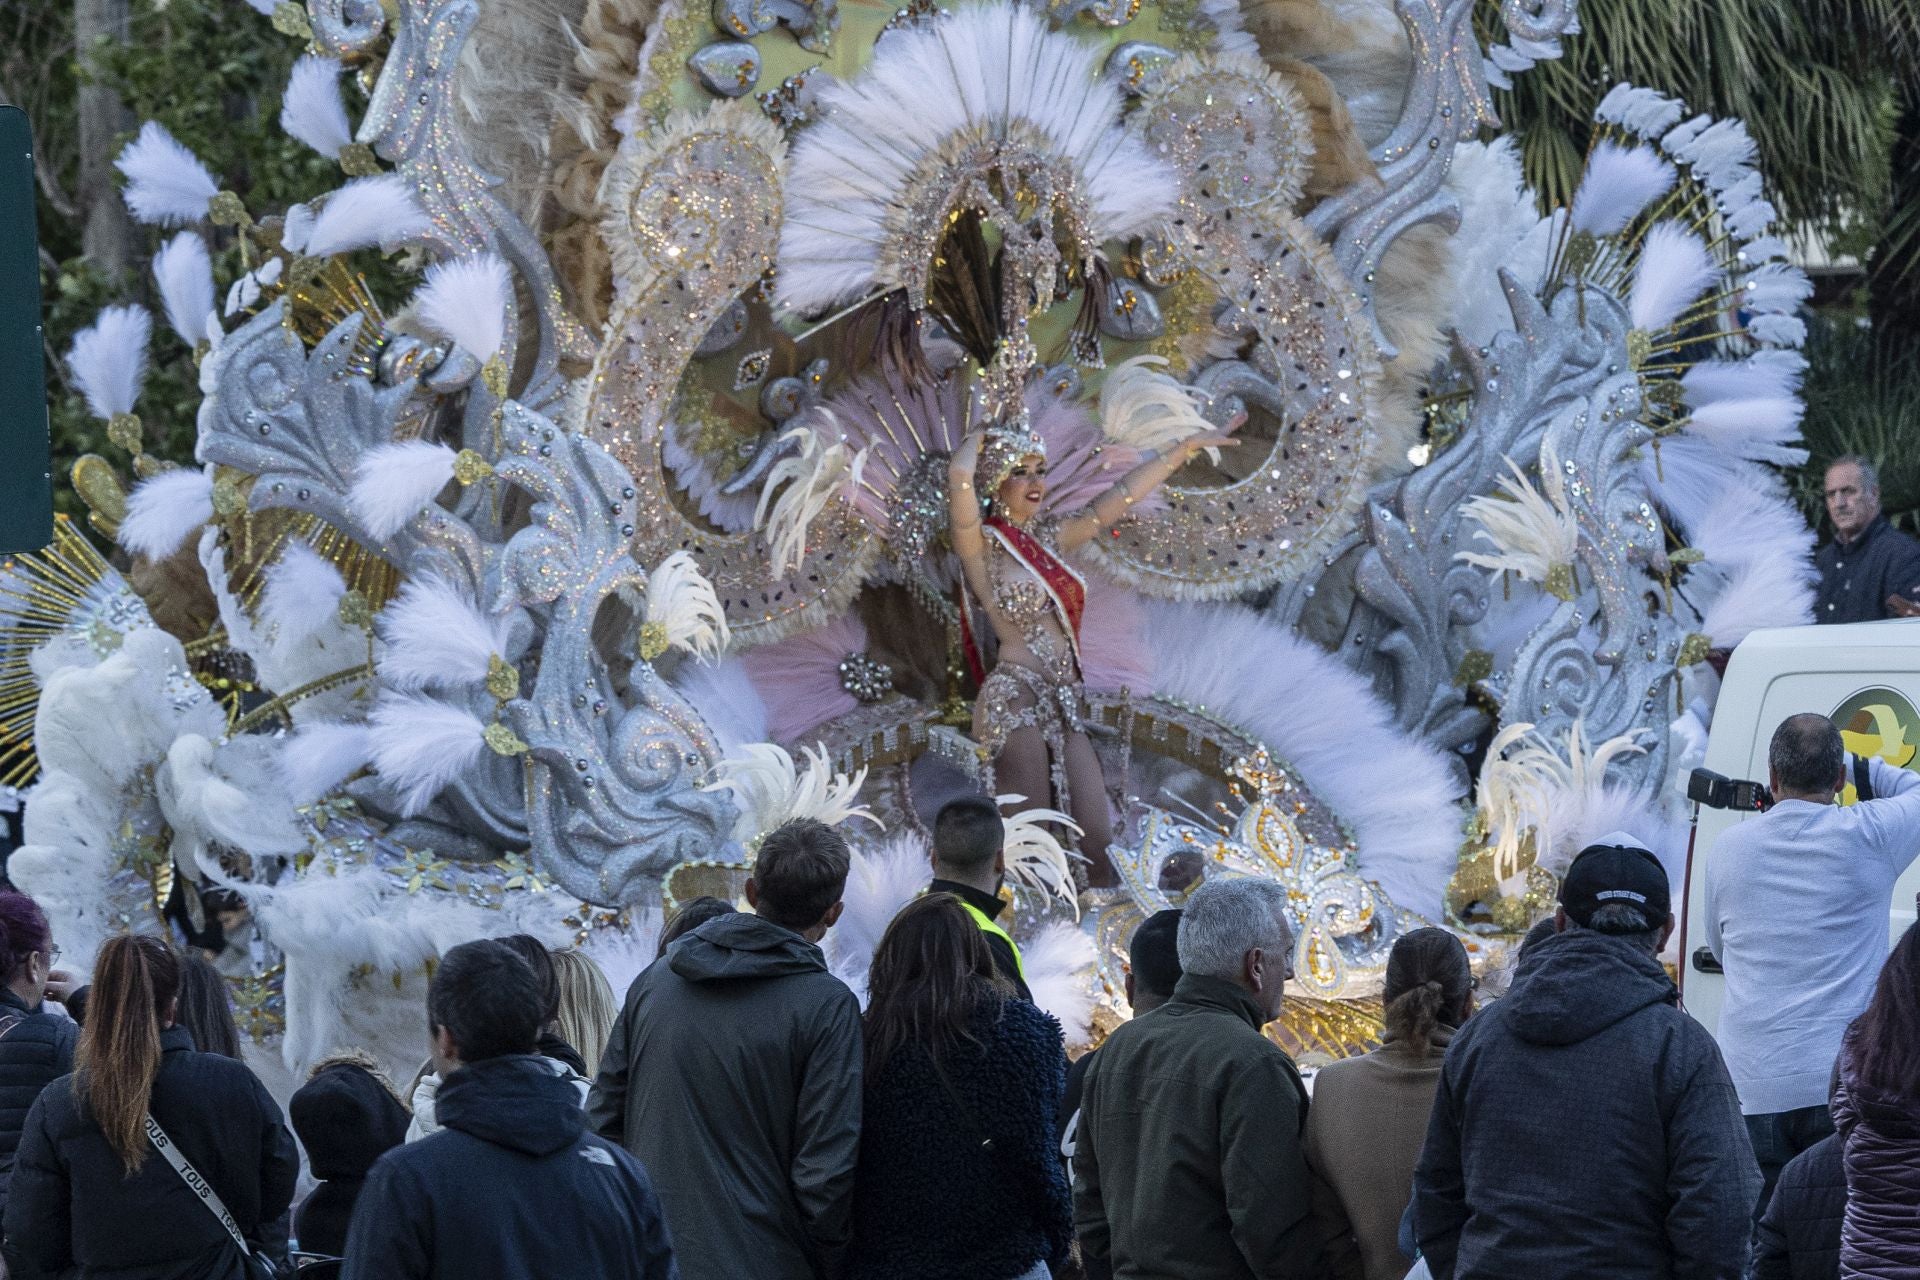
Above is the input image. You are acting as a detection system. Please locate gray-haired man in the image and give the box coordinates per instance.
[1814,455,1920,623]
[1072,878,1318,1279]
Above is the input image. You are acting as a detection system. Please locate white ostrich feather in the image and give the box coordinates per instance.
[645,551,730,661]
[65,304,151,420]
[1098,356,1220,463]
[1728,199,1780,242]
[280,55,355,160]
[825,831,933,1001]
[996,794,1081,910]
[1683,474,1815,572]
[753,421,867,576]
[1569,142,1675,237]
[1479,721,1647,882]
[375,575,511,691]
[1680,395,1807,467]
[1670,118,1757,187]
[151,233,216,348]
[1456,441,1579,585]
[1748,312,1806,347]
[1681,349,1806,408]
[1699,555,1816,649]
[367,693,489,816]
[278,720,373,804]
[222,259,283,319]
[1741,262,1813,316]
[775,0,1175,314]
[118,467,213,559]
[669,658,769,752]
[1594,84,1686,138]
[1142,601,1462,917]
[348,440,458,539]
[1022,921,1097,1047]
[1738,235,1790,265]
[1629,222,1719,332]
[412,253,513,364]
[260,540,349,644]
[1662,114,1710,154]
[703,741,880,845]
[157,734,307,884]
[295,175,432,258]
[114,121,217,226]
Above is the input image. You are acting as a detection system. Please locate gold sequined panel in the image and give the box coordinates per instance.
[579,101,879,647]
[1083,55,1383,598]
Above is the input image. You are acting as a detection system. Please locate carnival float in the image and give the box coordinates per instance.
[8,0,1818,1084]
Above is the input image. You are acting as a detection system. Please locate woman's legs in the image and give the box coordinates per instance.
[1062,729,1116,887]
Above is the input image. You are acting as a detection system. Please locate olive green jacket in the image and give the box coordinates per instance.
[1072,973,1318,1279]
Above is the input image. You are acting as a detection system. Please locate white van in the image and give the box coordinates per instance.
[1677,619,1920,1036]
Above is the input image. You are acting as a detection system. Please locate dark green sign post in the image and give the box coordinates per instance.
[0,106,53,556]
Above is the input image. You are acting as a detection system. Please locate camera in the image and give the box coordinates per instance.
[1687,768,1772,812]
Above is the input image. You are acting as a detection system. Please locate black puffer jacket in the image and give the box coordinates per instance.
[343,1054,677,1280]
[1833,1054,1920,1280]
[3,1024,298,1279]
[0,989,76,1223]
[1752,1133,1843,1280]
[848,995,1070,1280]
[1412,929,1759,1280]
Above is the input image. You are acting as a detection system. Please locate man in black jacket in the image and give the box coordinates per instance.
[341,940,676,1280]
[1814,456,1920,623]
[1411,837,1760,1280]
[930,796,1032,1000]
[589,817,861,1280]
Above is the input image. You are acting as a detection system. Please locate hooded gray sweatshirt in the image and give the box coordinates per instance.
[588,912,862,1280]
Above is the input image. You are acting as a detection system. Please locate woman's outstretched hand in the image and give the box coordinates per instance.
[950,430,984,478]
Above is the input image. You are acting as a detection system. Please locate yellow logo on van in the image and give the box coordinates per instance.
[1833,689,1920,804]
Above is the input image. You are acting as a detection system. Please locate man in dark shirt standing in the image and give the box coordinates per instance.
[930,796,1033,1000]
[1814,455,1920,623]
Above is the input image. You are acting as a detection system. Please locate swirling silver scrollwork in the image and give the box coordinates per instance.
[494,403,736,906]
[351,0,590,408]
[1304,0,1580,359]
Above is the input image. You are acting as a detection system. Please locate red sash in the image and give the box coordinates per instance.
[959,518,1086,683]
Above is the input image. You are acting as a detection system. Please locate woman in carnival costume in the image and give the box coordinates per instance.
[948,415,1236,886]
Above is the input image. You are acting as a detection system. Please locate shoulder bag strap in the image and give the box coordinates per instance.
[146,1113,253,1257]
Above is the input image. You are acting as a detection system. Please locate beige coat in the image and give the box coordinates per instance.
[1304,1026,1453,1280]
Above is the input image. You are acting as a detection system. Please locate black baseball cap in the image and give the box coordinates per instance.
[1559,832,1671,929]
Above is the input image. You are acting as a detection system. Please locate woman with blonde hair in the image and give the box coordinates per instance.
[551,949,617,1078]
[4,934,298,1279]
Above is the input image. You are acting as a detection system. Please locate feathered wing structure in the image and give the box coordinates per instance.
[288,175,432,258]
[65,305,152,421]
[118,468,214,560]
[114,122,217,226]
[1456,442,1580,595]
[375,575,512,691]
[703,742,881,846]
[1142,601,1462,917]
[642,551,730,662]
[281,55,355,161]
[754,421,869,577]
[411,253,513,364]
[1568,142,1675,237]
[775,0,1175,315]
[996,797,1081,910]
[737,613,870,743]
[348,440,460,539]
[1098,357,1223,464]
[151,234,216,349]
[1020,920,1098,1048]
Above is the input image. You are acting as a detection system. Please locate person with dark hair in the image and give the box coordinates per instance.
[589,817,861,1280]
[342,939,676,1279]
[1704,712,1920,1208]
[5,934,298,1280]
[176,952,241,1060]
[1813,456,1920,623]
[655,895,735,957]
[846,894,1069,1280]
[1075,880,1318,1280]
[929,795,1032,1000]
[1412,836,1758,1280]
[1307,927,1473,1280]
[1056,909,1180,1280]
[1830,924,1920,1279]
[289,1051,408,1258]
[1751,1065,1846,1280]
[0,890,76,1232]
